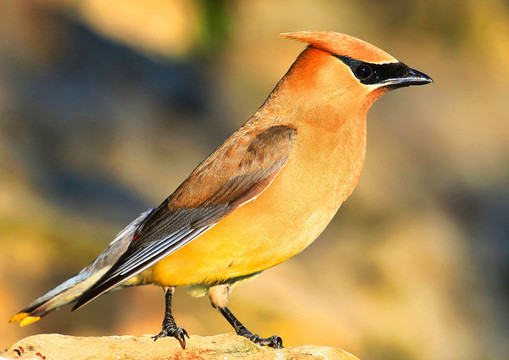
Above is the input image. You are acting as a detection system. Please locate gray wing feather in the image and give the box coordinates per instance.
[72,205,228,310]
[15,209,154,318]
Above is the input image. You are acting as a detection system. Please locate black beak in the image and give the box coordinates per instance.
[384,67,433,89]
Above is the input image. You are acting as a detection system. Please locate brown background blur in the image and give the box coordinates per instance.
[1,1,508,359]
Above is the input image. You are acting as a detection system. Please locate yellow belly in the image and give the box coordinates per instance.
[140,118,366,287]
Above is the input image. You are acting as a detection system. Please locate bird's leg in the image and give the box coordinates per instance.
[153,286,189,349]
[208,284,282,348]
[217,306,283,348]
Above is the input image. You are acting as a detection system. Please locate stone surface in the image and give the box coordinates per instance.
[2,333,359,360]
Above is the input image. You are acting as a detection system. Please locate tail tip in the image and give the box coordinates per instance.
[8,312,28,323]
[9,313,41,327]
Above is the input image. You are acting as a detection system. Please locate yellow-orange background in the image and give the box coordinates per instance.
[1,1,508,359]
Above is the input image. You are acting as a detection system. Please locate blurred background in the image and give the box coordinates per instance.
[1,1,508,359]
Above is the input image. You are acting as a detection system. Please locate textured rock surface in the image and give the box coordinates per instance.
[2,333,359,360]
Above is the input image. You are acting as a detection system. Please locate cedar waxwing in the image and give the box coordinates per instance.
[10,31,432,349]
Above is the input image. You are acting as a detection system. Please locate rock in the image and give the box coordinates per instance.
[1,333,359,360]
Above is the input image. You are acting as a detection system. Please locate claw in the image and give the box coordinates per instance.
[152,326,189,349]
[237,328,282,348]
[262,335,283,349]
[247,334,283,348]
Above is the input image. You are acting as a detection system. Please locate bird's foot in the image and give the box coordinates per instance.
[238,330,283,348]
[153,326,189,349]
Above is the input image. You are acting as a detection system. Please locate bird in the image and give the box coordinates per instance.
[9,31,432,349]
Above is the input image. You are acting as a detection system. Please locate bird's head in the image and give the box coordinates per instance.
[276,31,432,117]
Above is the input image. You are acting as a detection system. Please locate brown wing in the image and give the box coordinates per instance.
[169,124,297,208]
[73,125,296,310]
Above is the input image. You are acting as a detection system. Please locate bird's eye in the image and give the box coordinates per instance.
[354,64,373,80]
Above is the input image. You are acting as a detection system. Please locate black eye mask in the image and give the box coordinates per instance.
[334,55,414,87]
